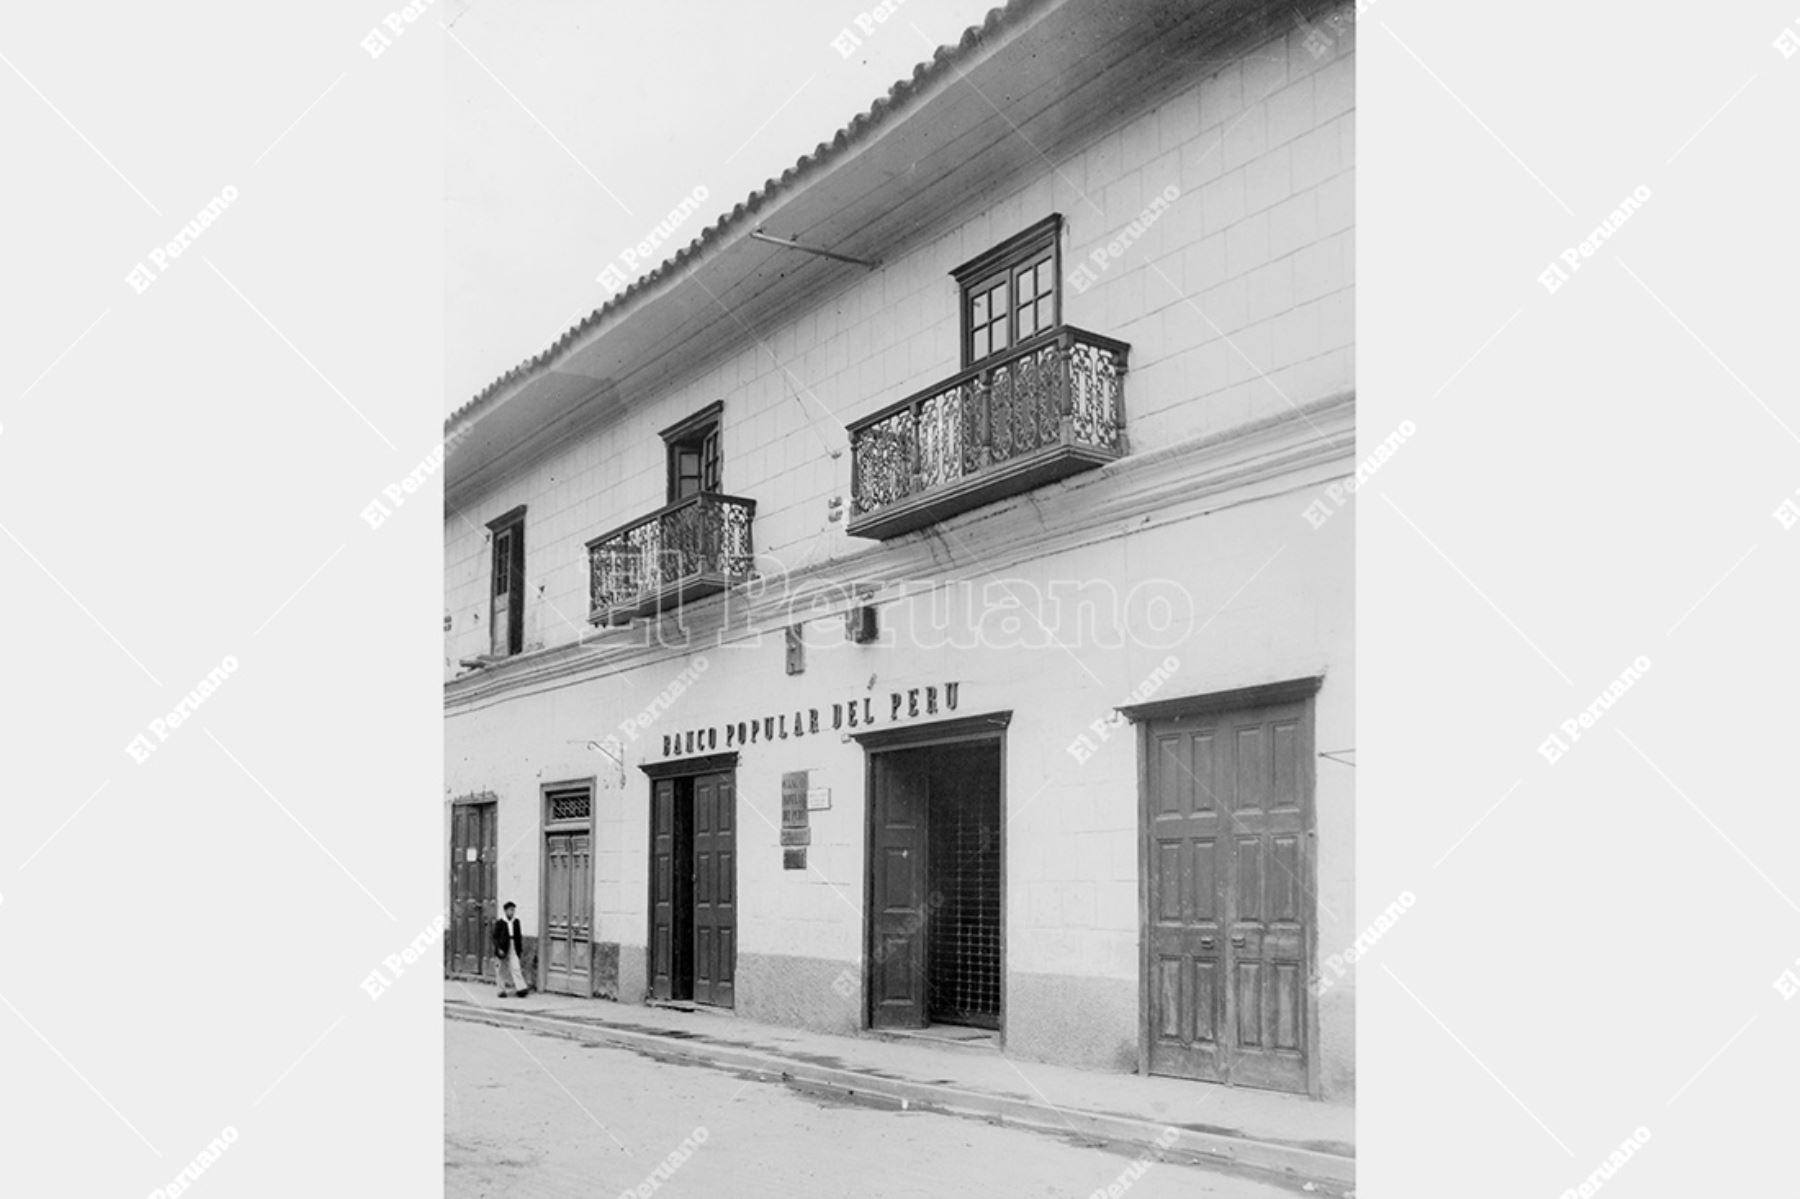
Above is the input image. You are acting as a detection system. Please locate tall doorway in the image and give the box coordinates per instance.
[449,799,497,978]
[541,782,595,996]
[1137,682,1318,1095]
[865,730,1004,1033]
[648,762,736,1007]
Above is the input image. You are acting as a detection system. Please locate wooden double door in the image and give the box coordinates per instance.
[650,771,736,1007]
[542,829,593,995]
[449,802,497,977]
[868,741,1003,1031]
[1144,695,1315,1094]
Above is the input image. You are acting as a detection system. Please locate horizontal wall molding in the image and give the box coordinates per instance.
[445,390,1353,717]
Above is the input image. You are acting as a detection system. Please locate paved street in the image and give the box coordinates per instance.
[447,1019,1311,1198]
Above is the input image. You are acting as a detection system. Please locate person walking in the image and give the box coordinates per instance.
[493,901,530,998]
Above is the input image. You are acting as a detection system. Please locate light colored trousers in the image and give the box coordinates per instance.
[498,948,528,994]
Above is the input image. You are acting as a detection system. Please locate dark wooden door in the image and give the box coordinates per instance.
[650,779,687,1001]
[543,831,592,995]
[1146,700,1311,1093]
[692,773,735,1007]
[449,803,497,977]
[869,750,930,1028]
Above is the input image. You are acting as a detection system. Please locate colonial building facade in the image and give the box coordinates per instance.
[445,0,1355,1101]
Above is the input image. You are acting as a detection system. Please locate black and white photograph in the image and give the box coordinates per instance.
[4,0,1796,1195]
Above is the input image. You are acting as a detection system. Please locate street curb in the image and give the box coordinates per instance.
[447,1000,1355,1191]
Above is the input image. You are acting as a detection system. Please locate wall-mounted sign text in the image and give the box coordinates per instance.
[656,682,960,760]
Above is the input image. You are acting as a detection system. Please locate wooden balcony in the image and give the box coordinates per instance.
[847,326,1130,540]
[586,493,756,625]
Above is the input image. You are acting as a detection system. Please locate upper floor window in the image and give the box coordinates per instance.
[661,401,723,502]
[488,506,525,657]
[953,214,1062,367]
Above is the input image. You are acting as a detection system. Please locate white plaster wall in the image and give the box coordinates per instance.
[444,463,1353,1087]
[444,12,1355,1097]
[444,18,1353,676]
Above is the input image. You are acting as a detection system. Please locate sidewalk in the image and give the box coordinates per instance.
[444,979,1354,1193]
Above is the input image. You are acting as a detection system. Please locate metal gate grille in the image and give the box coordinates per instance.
[927,777,1001,1028]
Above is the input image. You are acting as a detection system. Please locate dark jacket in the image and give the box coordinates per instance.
[492,916,522,959]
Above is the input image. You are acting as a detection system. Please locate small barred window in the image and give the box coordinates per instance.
[548,790,591,821]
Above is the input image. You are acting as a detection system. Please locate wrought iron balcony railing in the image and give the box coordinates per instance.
[847,325,1130,539]
[586,492,756,624]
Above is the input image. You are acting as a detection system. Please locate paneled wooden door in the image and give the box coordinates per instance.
[1145,698,1312,1093]
[648,772,734,1006]
[649,779,687,1001]
[868,749,930,1029]
[692,773,736,1008]
[449,802,497,977]
[542,831,592,995]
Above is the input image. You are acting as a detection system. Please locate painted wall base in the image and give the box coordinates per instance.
[1005,971,1139,1073]
[619,944,647,1005]
[591,941,620,999]
[735,952,863,1036]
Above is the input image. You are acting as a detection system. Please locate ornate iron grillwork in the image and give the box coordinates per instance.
[547,789,592,822]
[586,493,756,623]
[848,326,1129,530]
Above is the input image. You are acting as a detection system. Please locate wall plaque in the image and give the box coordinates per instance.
[781,771,809,827]
[782,771,809,868]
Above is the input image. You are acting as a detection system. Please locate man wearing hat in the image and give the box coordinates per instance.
[492,901,530,998]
